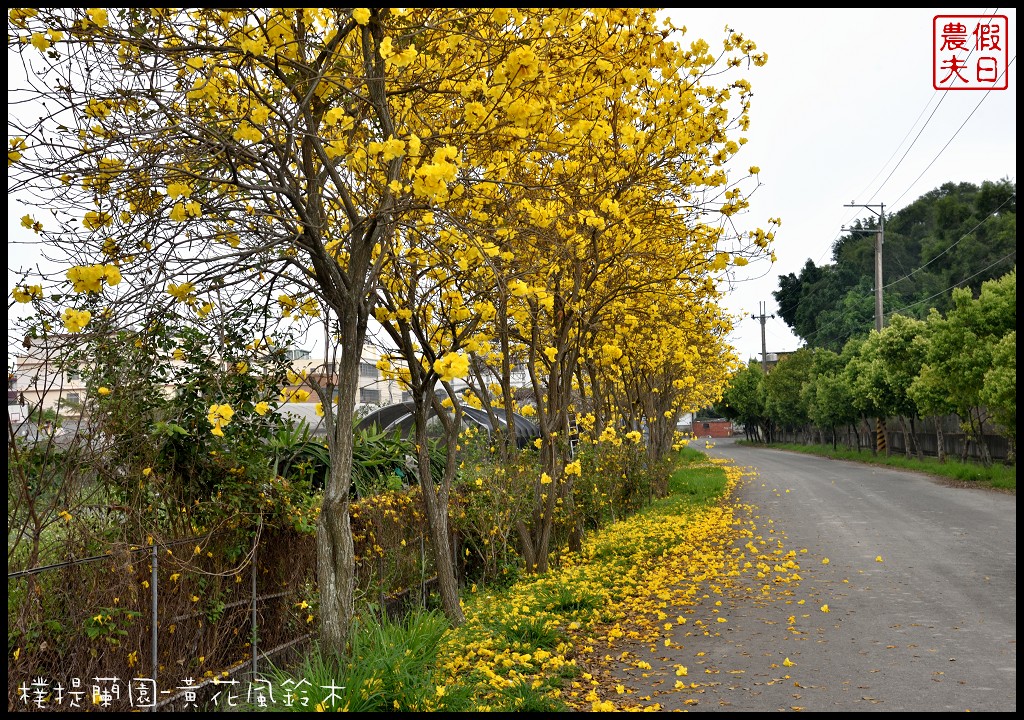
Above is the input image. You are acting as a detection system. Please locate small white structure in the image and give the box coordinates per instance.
[8,404,26,423]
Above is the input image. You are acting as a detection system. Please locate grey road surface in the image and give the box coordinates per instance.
[606,438,1016,712]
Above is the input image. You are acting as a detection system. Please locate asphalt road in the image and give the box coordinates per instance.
[605,438,1016,712]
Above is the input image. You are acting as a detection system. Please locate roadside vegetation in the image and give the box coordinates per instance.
[251,436,1015,712]
[740,440,1016,492]
[256,445,736,712]
[9,8,771,654]
[720,270,1015,469]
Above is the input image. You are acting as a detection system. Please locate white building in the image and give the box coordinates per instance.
[9,341,405,420]
[9,337,89,414]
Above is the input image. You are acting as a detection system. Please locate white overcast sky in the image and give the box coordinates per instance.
[8,8,1018,364]
[664,7,1017,362]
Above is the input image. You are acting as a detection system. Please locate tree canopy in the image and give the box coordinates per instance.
[720,268,1015,463]
[773,179,1016,352]
[9,8,776,648]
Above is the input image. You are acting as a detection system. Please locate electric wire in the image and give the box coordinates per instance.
[772,190,1015,347]
[883,248,1016,319]
[819,11,1010,279]
[890,55,1016,210]
[881,192,1016,290]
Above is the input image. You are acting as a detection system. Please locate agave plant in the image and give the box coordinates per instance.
[268,419,331,492]
[351,423,409,497]
[268,418,449,499]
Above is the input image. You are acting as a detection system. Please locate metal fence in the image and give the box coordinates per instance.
[8,518,443,713]
[773,414,1012,463]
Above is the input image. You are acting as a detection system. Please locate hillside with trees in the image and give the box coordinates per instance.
[720,269,1015,465]
[773,179,1016,352]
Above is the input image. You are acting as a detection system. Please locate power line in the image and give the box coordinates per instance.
[775,186,1014,327]
[853,92,943,204]
[881,192,1016,290]
[743,13,1014,350]
[883,248,1017,318]
[788,247,1015,349]
[778,13,1011,312]
[842,12,1010,251]
[862,10,1007,206]
[864,95,949,207]
[890,55,1016,210]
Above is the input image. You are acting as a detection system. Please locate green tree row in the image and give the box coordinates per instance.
[722,269,1015,465]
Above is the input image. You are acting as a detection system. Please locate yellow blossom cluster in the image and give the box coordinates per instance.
[166,282,196,303]
[207,403,234,436]
[66,264,121,293]
[279,388,310,403]
[20,214,43,233]
[433,353,470,383]
[61,308,92,333]
[598,425,621,446]
[8,136,26,166]
[12,284,43,303]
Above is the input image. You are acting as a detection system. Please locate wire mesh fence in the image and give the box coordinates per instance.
[8,503,447,713]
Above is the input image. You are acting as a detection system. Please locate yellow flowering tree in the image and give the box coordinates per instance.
[444,11,775,572]
[608,294,741,461]
[373,220,499,624]
[9,7,778,639]
[10,7,498,646]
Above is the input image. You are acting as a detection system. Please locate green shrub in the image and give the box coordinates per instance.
[489,614,563,650]
[256,610,473,712]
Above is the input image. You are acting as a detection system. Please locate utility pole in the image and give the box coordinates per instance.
[843,202,887,454]
[843,202,885,332]
[750,301,774,372]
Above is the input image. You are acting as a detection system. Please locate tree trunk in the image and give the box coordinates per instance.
[899,416,914,459]
[974,408,993,467]
[516,520,538,573]
[935,416,946,464]
[647,415,675,466]
[316,330,361,653]
[413,391,465,626]
[317,478,355,652]
[524,324,580,573]
[909,416,924,461]
[531,438,564,573]
[414,427,465,625]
